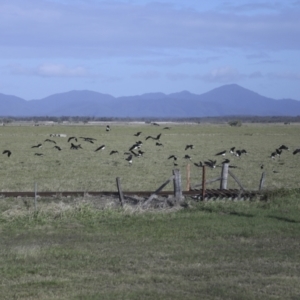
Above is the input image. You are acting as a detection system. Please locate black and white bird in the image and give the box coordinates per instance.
[220,159,230,165]
[185,145,194,150]
[130,150,140,157]
[44,139,56,144]
[204,159,217,169]
[138,150,145,156]
[235,149,247,157]
[155,133,162,140]
[31,143,42,148]
[156,142,163,147]
[70,143,82,150]
[106,125,111,132]
[134,132,142,137]
[168,155,177,161]
[95,145,105,152]
[110,150,119,155]
[129,141,142,151]
[215,150,226,156]
[54,146,62,151]
[270,151,277,159]
[2,150,11,157]
[194,161,204,168]
[278,145,289,151]
[183,154,192,160]
[275,148,282,157]
[68,137,77,143]
[34,153,44,156]
[293,148,300,155]
[80,137,96,143]
[125,154,133,165]
[146,133,161,141]
[230,147,236,155]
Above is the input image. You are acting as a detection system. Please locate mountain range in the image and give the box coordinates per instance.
[0,84,300,117]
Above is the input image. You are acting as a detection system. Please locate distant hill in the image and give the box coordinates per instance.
[0,84,300,117]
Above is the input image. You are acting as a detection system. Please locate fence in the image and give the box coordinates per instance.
[0,164,264,209]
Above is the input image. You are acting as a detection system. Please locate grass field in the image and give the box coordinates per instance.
[0,189,300,299]
[0,122,300,192]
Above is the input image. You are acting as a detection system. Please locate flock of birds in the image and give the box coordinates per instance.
[2,124,300,174]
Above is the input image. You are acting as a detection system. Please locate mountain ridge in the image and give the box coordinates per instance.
[0,84,300,117]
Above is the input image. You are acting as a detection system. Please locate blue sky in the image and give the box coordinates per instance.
[1,0,300,100]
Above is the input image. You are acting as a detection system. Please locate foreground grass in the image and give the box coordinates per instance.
[1,190,300,299]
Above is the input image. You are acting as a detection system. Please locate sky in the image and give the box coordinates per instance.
[0,0,300,101]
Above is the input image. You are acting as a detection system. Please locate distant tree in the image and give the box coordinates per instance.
[228,120,242,127]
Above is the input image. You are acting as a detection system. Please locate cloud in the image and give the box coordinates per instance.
[217,2,285,13]
[166,73,190,81]
[8,63,91,77]
[246,52,270,60]
[0,0,300,60]
[195,67,245,83]
[267,71,300,81]
[194,67,263,83]
[127,56,220,66]
[131,70,161,80]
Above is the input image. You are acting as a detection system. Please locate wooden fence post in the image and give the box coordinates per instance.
[259,172,266,190]
[116,177,124,207]
[186,164,191,191]
[220,163,229,189]
[173,169,182,202]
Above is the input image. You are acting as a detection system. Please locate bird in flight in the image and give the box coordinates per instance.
[44,139,56,144]
[185,145,194,150]
[134,132,142,137]
[168,155,177,161]
[293,148,300,155]
[31,143,42,148]
[68,137,77,143]
[95,145,105,152]
[215,150,226,156]
[34,153,44,156]
[110,150,119,155]
[2,150,11,157]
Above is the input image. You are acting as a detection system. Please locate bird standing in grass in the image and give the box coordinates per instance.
[126,154,133,165]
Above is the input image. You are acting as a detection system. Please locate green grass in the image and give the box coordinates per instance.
[1,190,300,299]
[0,122,300,192]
